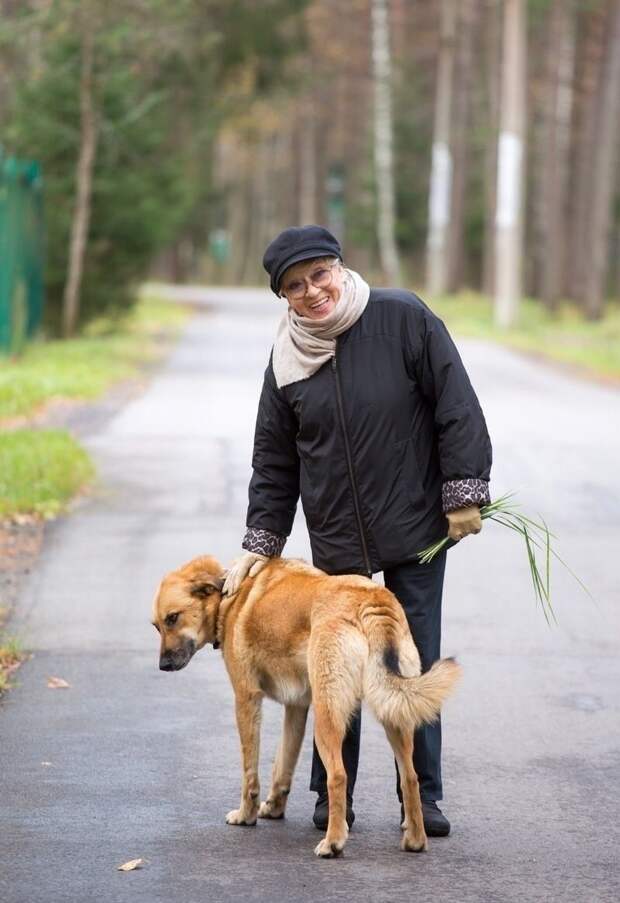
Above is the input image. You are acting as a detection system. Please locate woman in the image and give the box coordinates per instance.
[223,224,492,837]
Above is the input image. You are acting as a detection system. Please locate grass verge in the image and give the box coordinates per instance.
[0,429,95,518]
[0,632,25,695]
[431,292,620,382]
[0,296,190,420]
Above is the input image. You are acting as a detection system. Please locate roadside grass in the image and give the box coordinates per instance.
[0,429,95,518]
[0,295,190,420]
[0,295,188,520]
[431,292,620,381]
[0,632,25,695]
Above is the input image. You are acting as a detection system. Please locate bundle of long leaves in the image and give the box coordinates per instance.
[417,493,591,624]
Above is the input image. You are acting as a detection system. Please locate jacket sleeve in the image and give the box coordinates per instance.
[245,358,300,544]
[405,300,492,512]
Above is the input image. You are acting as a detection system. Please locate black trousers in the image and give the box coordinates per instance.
[309,549,447,802]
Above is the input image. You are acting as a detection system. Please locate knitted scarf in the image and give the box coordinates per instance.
[272,268,370,389]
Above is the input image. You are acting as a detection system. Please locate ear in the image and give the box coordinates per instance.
[189,576,224,598]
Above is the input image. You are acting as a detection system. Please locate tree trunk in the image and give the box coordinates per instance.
[447,0,480,292]
[426,0,456,297]
[565,5,606,304]
[298,88,317,225]
[482,0,501,297]
[582,0,620,318]
[493,0,526,328]
[371,0,400,284]
[62,9,97,337]
[539,0,576,309]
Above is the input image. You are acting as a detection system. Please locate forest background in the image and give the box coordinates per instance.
[0,0,619,335]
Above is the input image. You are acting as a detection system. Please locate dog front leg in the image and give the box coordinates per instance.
[226,691,262,827]
[259,704,309,820]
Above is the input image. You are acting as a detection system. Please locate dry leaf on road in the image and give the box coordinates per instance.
[46,676,70,689]
[117,858,146,872]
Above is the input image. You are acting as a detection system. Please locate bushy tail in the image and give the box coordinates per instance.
[359,589,461,728]
[365,653,461,729]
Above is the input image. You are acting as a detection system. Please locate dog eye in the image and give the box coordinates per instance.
[165,612,179,627]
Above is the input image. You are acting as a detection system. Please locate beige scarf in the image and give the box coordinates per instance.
[272,268,370,389]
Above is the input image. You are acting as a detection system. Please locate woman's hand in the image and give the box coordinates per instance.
[446,505,482,542]
[222,552,269,596]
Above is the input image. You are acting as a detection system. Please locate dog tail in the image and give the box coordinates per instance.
[360,589,462,729]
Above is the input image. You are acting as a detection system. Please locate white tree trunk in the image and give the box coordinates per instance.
[371,0,400,284]
[426,0,456,297]
[62,9,97,337]
[493,0,527,328]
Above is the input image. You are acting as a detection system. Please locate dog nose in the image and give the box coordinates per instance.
[159,656,175,671]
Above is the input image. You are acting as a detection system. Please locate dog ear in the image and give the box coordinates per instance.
[189,576,224,598]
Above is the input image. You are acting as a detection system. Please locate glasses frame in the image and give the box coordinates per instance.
[280,260,341,301]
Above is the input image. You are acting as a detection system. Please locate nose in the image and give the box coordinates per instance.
[304,280,321,297]
[159,654,175,671]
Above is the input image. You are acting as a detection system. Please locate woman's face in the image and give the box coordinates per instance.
[279,257,345,319]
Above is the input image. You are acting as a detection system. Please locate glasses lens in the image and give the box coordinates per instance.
[313,267,332,288]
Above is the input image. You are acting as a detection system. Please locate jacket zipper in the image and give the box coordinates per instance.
[332,354,373,578]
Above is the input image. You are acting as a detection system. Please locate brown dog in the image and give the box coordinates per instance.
[152,554,461,858]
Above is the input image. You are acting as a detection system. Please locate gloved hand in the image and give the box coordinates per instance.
[446,505,482,542]
[222,551,269,596]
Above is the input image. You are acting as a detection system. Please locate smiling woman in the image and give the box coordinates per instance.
[279,258,343,319]
[221,223,492,839]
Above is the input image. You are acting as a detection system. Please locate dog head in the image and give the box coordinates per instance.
[152,555,225,672]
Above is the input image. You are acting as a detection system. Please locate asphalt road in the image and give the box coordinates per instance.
[1,286,619,903]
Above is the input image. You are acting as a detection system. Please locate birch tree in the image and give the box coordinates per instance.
[426,0,456,297]
[371,0,400,284]
[493,0,526,328]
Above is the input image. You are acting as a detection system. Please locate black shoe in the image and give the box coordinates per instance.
[422,800,450,837]
[312,792,355,831]
[399,800,451,837]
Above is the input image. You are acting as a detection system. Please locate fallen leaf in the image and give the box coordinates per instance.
[117,858,146,872]
[47,676,70,689]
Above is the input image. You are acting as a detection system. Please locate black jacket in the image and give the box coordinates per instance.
[245,289,492,575]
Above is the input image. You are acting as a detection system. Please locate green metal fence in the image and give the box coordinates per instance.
[0,149,45,354]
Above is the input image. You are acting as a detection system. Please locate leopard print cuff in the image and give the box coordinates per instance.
[242,527,287,557]
[442,478,490,514]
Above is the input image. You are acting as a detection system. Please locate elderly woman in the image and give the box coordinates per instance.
[223,224,492,837]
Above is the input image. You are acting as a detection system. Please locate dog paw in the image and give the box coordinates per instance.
[258,799,285,819]
[225,809,257,826]
[400,832,427,852]
[314,837,346,858]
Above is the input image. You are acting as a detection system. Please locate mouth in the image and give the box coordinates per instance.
[159,638,196,672]
[308,297,331,315]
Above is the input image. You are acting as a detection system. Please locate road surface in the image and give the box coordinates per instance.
[1,285,618,902]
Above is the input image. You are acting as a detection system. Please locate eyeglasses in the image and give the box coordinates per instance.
[280,261,340,301]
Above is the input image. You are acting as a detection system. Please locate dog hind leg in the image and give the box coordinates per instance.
[226,690,263,826]
[384,724,427,852]
[312,702,349,858]
[259,704,309,819]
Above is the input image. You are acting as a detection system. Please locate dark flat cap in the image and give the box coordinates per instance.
[263,225,342,295]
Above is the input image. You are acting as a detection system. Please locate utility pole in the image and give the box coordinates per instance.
[493,0,526,328]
